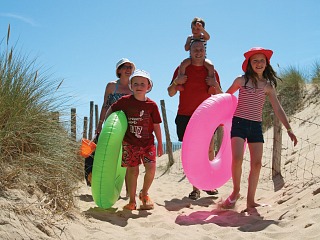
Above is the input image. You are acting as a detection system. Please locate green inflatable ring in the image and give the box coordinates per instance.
[91,111,127,208]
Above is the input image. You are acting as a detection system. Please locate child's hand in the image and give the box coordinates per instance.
[157,144,163,157]
[288,131,298,146]
[196,22,203,30]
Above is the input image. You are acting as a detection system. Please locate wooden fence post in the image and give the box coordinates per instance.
[83,116,88,139]
[272,113,282,177]
[52,111,59,122]
[95,104,99,132]
[71,108,76,140]
[160,100,174,166]
[89,101,94,140]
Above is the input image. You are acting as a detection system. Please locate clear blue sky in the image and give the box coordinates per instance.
[1,0,319,141]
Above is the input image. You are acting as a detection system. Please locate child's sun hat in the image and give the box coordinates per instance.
[242,47,273,72]
[129,69,153,93]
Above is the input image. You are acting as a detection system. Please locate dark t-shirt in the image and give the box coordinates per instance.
[111,95,162,147]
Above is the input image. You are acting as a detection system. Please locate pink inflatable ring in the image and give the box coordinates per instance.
[181,93,238,190]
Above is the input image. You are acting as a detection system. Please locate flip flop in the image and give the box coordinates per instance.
[222,194,240,209]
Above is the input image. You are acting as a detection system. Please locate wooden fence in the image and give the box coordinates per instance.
[71,100,283,177]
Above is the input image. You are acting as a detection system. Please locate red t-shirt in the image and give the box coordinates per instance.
[111,95,162,147]
[171,65,221,116]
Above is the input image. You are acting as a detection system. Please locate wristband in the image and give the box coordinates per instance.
[287,128,293,133]
[173,80,178,86]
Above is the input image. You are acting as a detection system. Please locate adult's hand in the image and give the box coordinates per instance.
[168,75,188,97]
[206,76,223,94]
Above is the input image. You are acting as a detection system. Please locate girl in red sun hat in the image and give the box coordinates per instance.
[222,47,298,211]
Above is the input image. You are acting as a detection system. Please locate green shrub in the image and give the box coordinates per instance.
[311,62,320,94]
[0,25,83,213]
[262,66,306,131]
[278,66,306,116]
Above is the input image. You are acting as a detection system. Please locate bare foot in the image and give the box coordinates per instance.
[240,207,262,217]
[208,149,215,161]
[247,202,261,208]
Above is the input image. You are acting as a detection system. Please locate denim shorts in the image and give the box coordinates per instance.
[231,117,264,143]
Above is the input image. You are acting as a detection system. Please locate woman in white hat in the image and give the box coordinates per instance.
[87,58,135,197]
[96,58,135,134]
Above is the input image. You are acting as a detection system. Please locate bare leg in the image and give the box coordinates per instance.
[246,142,263,209]
[204,59,216,94]
[176,58,192,91]
[125,172,129,198]
[141,162,156,196]
[126,166,139,204]
[230,137,246,200]
[139,162,156,209]
[179,58,192,76]
[204,59,215,77]
[208,134,215,161]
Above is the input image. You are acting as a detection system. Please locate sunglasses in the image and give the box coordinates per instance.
[121,65,133,70]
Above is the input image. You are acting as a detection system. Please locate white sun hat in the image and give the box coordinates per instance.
[115,58,135,78]
[129,69,153,93]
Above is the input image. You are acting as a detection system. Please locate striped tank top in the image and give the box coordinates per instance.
[234,85,266,122]
[190,35,207,49]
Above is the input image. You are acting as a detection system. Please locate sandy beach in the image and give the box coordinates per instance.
[1,89,320,240]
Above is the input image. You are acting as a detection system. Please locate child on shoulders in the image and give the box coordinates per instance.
[177,17,216,94]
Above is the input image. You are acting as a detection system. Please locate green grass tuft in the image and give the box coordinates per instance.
[262,66,307,131]
[0,25,83,213]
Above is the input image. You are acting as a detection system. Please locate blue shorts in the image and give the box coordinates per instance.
[231,117,264,143]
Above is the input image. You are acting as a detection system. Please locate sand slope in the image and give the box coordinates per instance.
[1,88,320,240]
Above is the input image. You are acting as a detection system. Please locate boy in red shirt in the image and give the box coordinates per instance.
[106,69,163,210]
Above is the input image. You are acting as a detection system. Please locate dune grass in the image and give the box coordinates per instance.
[311,62,320,95]
[0,25,83,214]
[262,66,307,131]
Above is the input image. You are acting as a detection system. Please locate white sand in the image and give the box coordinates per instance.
[1,89,320,239]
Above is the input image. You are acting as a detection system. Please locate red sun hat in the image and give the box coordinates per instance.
[242,47,273,72]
